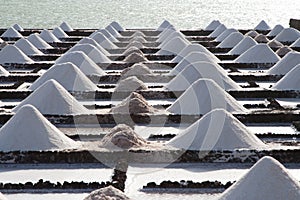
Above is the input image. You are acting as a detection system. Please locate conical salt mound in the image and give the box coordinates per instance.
[27,33,53,49]
[272,64,300,90]
[157,20,172,31]
[123,46,144,56]
[126,41,145,49]
[167,109,265,150]
[68,44,111,63]
[1,27,23,38]
[274,28,300,43]
[131,31,146,38]
[93,29,119,42]
[157,29,177,42]
[172,44,220,63]
[114,76,148,92]
[12,24,24,32]
[90,32,118,49]
[204,20,221,31]
[167,79,247,115]
[217,32,244,48]
[156,37,190,55]
[12,79,90,115]
[14,38,44,55]
[123,52,148,63]
[290,38,300,47]
[254,20,271,31]
[29,62,98,91]
[110,92,156,114]
[234,44,280,63]
[0,65,9,76]
[220,156,300,200]
[276,46,293,57]
[215,28,237,42]
[109,21,124,32]
[267,51,300,75]
[78,37,110,56]
[208,24,227,38]
[267,39,283,48]
[228,36,257,55]
[158,31,187,47]
[0,104,79,152]
[0,45,34,64]
[165,62,240,91]
[40,29,61,43]
[84,186,130,200]
[52,27,69,39]
[105,25,122,37]
[267,24,284,37]
[55,51,106,76]
[121,63,153,78]
[245,30,259,38]
[59,21,73,32]
[169,52,219,75]
[254,34,269,43]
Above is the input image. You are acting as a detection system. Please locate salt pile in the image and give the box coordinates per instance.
[234,44,280,63]
[121,63,153,78]
[55,51,107,76]
[271,64,300,90]
[267,39,283,48]
[27,33,53,49]
[157,29,177,43]
[0,45,34,64]
[39,29,61,43]
[156,37,190,55]
[245,30,259,38]
[126,41,145,49]
[78,37,110,56]
[165,62,240,91]
[254,20,271,31]
[110,92,156,114]
[84,186,130,200]
[267,24,284,37]
[14,38,44,55]
[123,46,144,56]
[254,34,269,43]
[219,156,300,200]
[0,42,7,50]
[215,28,237,42]
[52,27,69,39]
[109,21,124,32]
[59,21,73,32]
[290,38,300,47]
[29,62,98,91]
[217,32,244,48]
[1,27,23,38]
[68,44,111,63]
[105,25,122,38]
[13,79,89,115]
[204,20,221,31]
[0,104,78,152]
[167,109,265,150]
[208,24,227,38]
[91,32,118,49]
[101,124,148,149]
[167,79,247,115]
[12,23,24,32]
[0,65,9,76]
[227,36,257,55]
[169,52,219,75]
[0,193,7,200]
[274,28,300,43]
[131,31,146,38]
[123,52,148,63]
[157,20,172,31]
[114,76,148,92]
[93,29,119,42]
[267,51,300,75]
[276,46,293,57]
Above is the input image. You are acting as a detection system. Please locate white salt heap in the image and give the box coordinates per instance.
[13,79,90,115]
[14,38,44,55]
[204,20,221,31]
[84,186,130,200]
[165,61,240,91]
[52,27,69,39]
[208,24,227,38]
[0,104,79,152]
[227,36,257,55]
[1,27,23,38]
[158,31,187,46]
[272,64,300,90]
[254,20,271,31]
[92,29,119,42]
[0,45,34,64]
[0,42,7,50]
[109,21,124,32]
[267,24,284,37]
[39,29,61,43]
[101,124,148,149]
[167,109,265,150]
[59,21,73,32]
[126,41,145,49]
[267,51,300,75]
[290,38,300,47]
[29,62,98,91]
[157,29,177,43]
[121,63,153,78]
[110,92,156,114]
[274,28,300,43]
[157,20,172,31]
[267,39,283,49]
[254,34,269,43]
[167,79,247,115]
[68,44,111,63]
[0,193,7,200]
[105,25,122,38]
[234,44,280,63]
[156,37,190,55]
[12,23,24,32]
[91,32,118,49]
[123,46,144,56]
[215,28,237,42]
[78,37,110,56]
[0,65,9,76]
[217,32,244,48]
[114,76,148,92]
[131,31,146,38]
[276,46,293,57]
[219,156,300,200]
[27,33,53,49]
[123,52,148,63]
[245,30,259,38]
[55,51,106,76]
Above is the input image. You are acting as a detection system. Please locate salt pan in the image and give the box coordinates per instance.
[0,45,34,64]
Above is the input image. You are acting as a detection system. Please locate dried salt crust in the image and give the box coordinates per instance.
[0,45,34,64]
[1,27,23,38]
[272,64,300,90]
[39,29,61,43]
[90,32,118,49]
[227,36,257,55]
[254,20,271,31]
[27,33,53,49]
[209,24,227,38]
[14,38,44,55]
[84,186,130,200]
[114,76,148,92]
[204,20,221,31]
[59,21,73,32]
[217,32,245,48]
[267,51,300,75]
